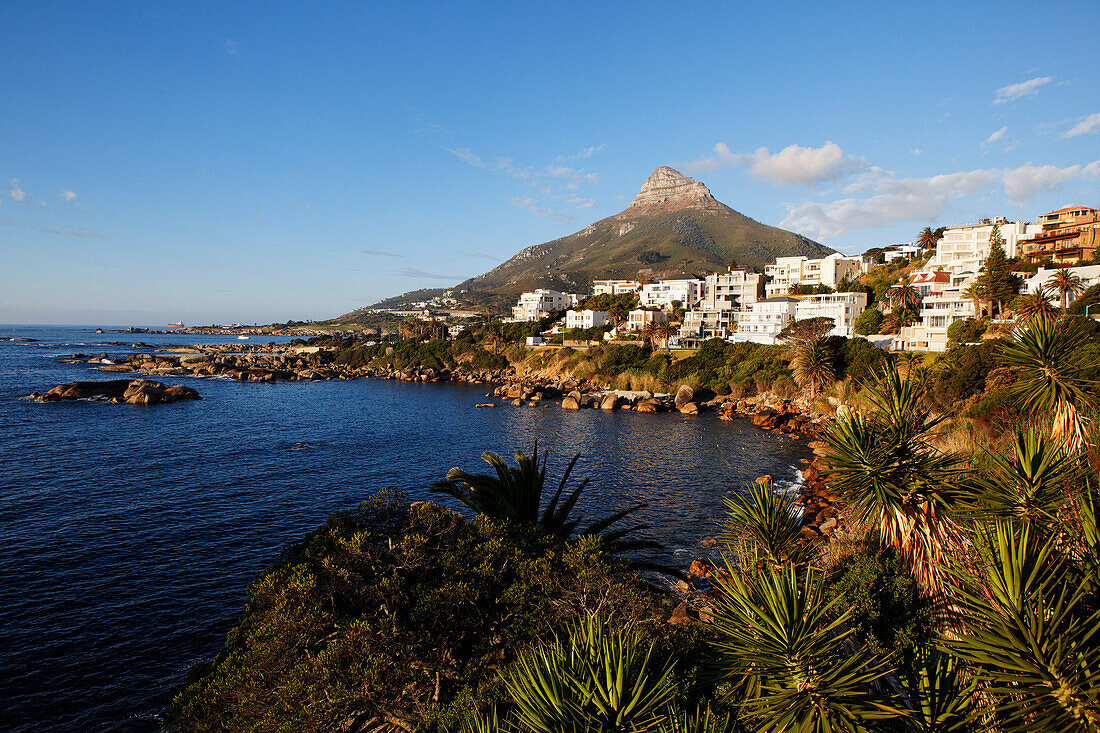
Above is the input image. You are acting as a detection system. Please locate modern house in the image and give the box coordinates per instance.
[624,309,667,331]
[1020,207,1100,265]
[926,217,1040,277]
[1024,264,1100,306]
[734,297,799,343]
[591,279,642,296]
[511,289,577,322]
[638,278,704,310]
[565,309,610,330]
[763,253,863,298]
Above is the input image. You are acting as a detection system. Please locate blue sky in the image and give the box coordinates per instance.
[2,1,1099,325]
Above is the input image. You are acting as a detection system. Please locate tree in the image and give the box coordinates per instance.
[432,444,656,554]
[1013,289,1058,325]
[789,338,837,398]
[658,321,678,352]
[888,279,922,312]
[1002,316,1099,453]
[822,366,962,596]
[1050,268,1086,311]
[854,307,884,336]
[978,224,1018,316]
[963,281,986,318]
[918,227,939,251]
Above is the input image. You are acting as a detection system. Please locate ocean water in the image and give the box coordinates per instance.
[0,325,810,731]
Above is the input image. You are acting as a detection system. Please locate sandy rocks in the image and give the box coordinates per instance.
[37,379,200,405]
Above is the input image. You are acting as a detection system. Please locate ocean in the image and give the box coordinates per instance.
[0,325,810,731]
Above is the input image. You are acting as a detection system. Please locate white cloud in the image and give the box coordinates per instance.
[546,165,599,185]
[224,39,238,55]
[444,147,486,168]
[684,141,865,185]
[9,180,26,202]
[982,126,1008,149]
[780,157,1100,240]
[510,197,571,223]
[565,195,597,209]
[556,144,605,163]
[1002,160,1100,202]
[910,148,923,156]
[993,76,1051,104]
[1062,113,1100,139]
[60,189,77,202]
[781,169,998,240]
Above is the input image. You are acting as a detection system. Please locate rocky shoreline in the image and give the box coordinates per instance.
[30,379,201,405]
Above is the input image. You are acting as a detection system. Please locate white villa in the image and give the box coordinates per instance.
[764,253,863,298]
[735,292,869,344]
[591,279,641,296]
[624,309,667,331]
[638,278,704,310]
[511,289,577,322]
[565,309,610,330]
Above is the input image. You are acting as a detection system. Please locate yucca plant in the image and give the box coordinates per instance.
[1002,315,1099,453]
[965,430,1078,529]
[501,617,677,732]
[656,704,734,733]
[722,480,811,566]
[943,522,1100,732]
[432,443,659,555]
[708,562,903,732]
[897,649,976,733]
[823,366,962,596]
[1013,289,1058,325]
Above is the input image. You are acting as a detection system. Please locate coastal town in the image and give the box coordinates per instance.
[387,203,1100,353]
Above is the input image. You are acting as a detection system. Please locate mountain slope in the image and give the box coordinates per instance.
[457,166,833,296]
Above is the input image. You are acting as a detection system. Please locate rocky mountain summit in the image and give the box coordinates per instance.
[624,166,720,212]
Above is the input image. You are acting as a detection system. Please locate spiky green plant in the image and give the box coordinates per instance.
[432,444,658,555]
[966,431,1078,529]
[1002,315,1099,453]
[823,366,962,596]
[709,562,903,732]
[723,480,811,566]
[943,522,1100,732]
[501,617,677,732]
[790,338,837,398]
[656,705,734,733]
[897,649,976,733]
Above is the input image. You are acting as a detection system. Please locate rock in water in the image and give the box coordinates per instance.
[600,394,618,411]
[36,379,200,405]
[674,384,695,407]
[561,396,580,411]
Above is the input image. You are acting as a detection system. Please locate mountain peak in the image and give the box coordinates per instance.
[627,166,716,211]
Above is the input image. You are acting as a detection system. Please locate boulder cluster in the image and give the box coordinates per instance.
[487,381,716,415]
[73,346,515,385]
[31,379,201,405]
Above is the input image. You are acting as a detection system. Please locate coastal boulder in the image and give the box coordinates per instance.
[561,396,580,411]
[674,384,694,407]
[600,394,618,411]
[677,402,699,415]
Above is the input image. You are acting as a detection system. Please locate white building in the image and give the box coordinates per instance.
[883,244,922,262]
[700,269,766,310]
[735,293,869,344]
[511,289,577,322]
[565,309,610,330]
[926,217,1041,278]
[735,297,799,344]
[592,279,641,296]
[624,309,667,331]
[793,292,869,338]
[639,278,704,310]
[764,253,863,298]
[1024,265,1100,306]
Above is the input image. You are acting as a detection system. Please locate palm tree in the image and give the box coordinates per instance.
[658,321,677,352]
[822,365,962,596]
[708,563,902,731]
[943,523,1100,732]
[1014,288,1059,325]
[1002,316,1099,453]
[889,279,922,312]
[1050,268,1086,311]
[963,281,986,318]
[788,338,836,398]
[500,617,677,732]
[432,444,657,555]
[641,320,659,350]
[918,227,939,251]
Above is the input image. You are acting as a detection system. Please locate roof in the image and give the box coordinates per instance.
[909,271,950,285]
[1044,206,1096,215]
[762,296,799,303]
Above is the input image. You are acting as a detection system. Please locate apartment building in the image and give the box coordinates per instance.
[564,309,610,329]
[926,217,1040,277]
[763,253,863,298]
[1020,206,1100,265]
[591,279,641,296]
[638,278,703,310]
[511,289,577,321]
[1024,264,1100,306]
[734,292,869,344]
[734,297,798,343]
[624,309,667,331]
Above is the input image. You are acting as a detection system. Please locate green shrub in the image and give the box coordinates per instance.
[946,318,988,346]
[853,308,884,336]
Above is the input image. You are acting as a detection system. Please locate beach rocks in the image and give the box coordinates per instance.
[37,379,200,405]
[677,402,699,415]
[561,396,580,411]
[674,384,694,407]
[600,394,618,411]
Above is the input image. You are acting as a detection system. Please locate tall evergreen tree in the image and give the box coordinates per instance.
[978,224,1018,316]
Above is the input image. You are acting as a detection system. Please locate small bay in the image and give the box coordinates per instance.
[0,326,809,731]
